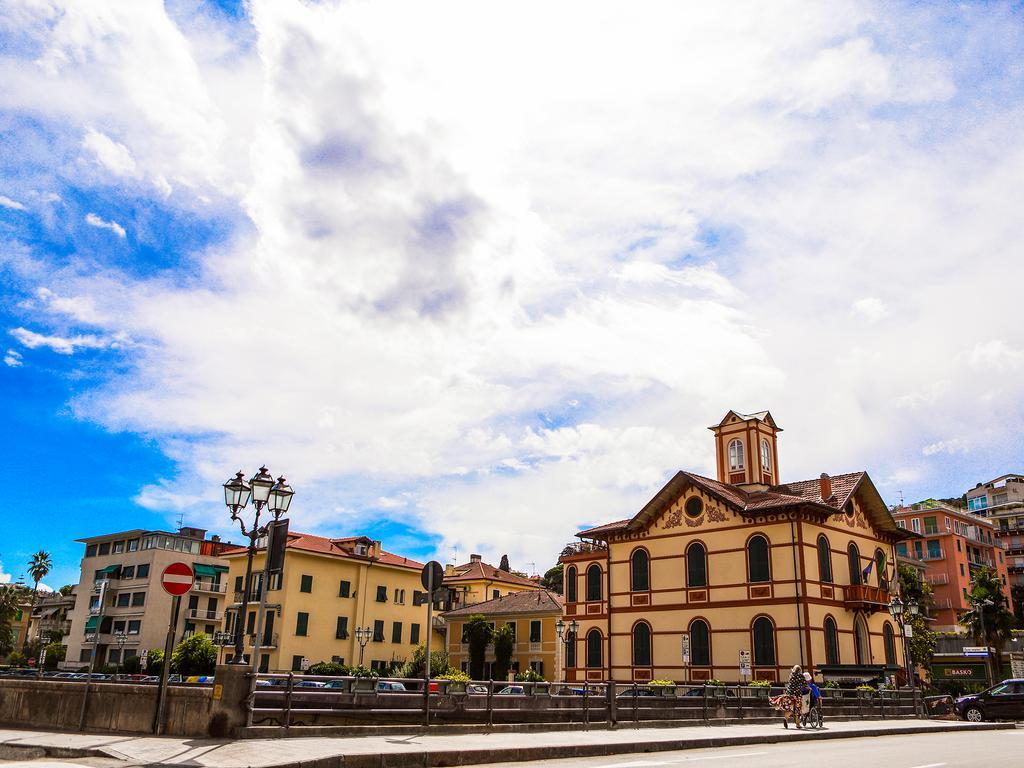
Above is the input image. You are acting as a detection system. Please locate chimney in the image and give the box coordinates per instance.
[445,564,455,576]
[819,473,833,501]
[470,553,482,563]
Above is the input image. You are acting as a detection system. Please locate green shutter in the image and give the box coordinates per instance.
[100,564,121,576]
[193,564,219,577]
[84,615,99,631]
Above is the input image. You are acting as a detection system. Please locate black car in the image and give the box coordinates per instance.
[955,679,1024,722]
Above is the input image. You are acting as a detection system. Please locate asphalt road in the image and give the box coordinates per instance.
[466,727,1024,768]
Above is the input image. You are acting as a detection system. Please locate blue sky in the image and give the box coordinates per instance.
[2,1,1023,590]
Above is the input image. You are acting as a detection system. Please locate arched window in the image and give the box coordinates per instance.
[848,543,861,585]
[586,629,603,668]
[747,535,771,583]
[690,619,710,666]
[760,439,771,471]
[875,549,887,587]
[854,614,870,664]
[883,622,897,665]
[632,622,652,667]
[630,548,650,592]
[566,634,577,668]
[566,565,577,602]
[824,616,840,665]
[586,564,602,602]
[728,439,745,470]
[686,542,707,588]
[752,617,776,666]
[817,535,833,583]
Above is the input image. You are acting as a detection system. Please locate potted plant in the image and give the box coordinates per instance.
[650,679,677,696]
[749,679,771,698]
[822,680,840,699]
[706,678,728,699]
[438,670,469,693]
[515,668,548,695]
[856,684,875,700]
[349,665,378,691]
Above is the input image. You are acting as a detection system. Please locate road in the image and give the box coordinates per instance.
[466,728,1023,768]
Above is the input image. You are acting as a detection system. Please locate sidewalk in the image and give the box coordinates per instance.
[0,719,1013,768]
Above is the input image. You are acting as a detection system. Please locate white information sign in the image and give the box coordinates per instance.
[739,649,752,678]
[681,633,690,665]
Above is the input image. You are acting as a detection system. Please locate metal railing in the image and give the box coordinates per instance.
[925,573,949,585]
[193,581,228,594]
[243,674,923,731]
[186,609,224,621]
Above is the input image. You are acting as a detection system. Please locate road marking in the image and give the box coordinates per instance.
[906,763,946,768]
[592,753,768,768]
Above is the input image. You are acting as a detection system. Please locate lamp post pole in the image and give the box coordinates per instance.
[223,468,294,666]
[888,595,919,715]
[115,631,126,670]
[354,626,371,667]
[555,618,578,685]
[973,598,994,688]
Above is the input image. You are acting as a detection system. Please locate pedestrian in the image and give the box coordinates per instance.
[803,671,821,726]
[770,665,807,728]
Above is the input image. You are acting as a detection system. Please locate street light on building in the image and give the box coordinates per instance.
[888,595,919,698]
[223,467,294,665]
[555,618,578,684]
[354,626,372,667]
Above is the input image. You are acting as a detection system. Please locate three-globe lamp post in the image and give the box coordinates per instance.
[555,618,579,684]
[887,595,919,698]
[223,466,294,665]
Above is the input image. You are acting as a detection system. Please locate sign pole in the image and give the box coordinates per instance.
[154,594,181,735]
[424,566,433,727]
[78,578,107,731]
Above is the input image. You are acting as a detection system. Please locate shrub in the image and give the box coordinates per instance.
[649,679,675,686]
[706,678,725,686]
[438,670,470,682]
[750,679,771,688]
[515,669,545,683]
[5,651,25,667]
[492,625,515,681]
[824,680,839,689]
[171,634,217,676]
[348,665,378,678]
[308,661,349,676]
[121,655,143,674]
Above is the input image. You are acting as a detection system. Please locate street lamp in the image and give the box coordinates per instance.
[555,618,579,684]
[223,466,293,665]
[888,595,919,698]
[114,631,127,669]
[971,597,995,688]
[354,626,372,667]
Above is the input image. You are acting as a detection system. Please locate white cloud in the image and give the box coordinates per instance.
[84,212,126,238]
[10,327,121,355]
[922,439,971,457]
[0,194,26,210]
[0,562,10,584]
[3,349,23,367]
[3,0,1024,568]
[82,127,137,177]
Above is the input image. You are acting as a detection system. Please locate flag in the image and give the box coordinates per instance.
[862,561,873,582]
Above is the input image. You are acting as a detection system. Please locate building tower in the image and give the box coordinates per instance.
[709,410,782,488]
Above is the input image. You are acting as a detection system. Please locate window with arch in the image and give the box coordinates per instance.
[752,617,776,666]
[632,622,652,667]
[728,439,745,470]
[760,439,771,471]
[690,619,710,666]
[586,629,603,668]
[630,548,650,592]
[686,541,707,588]
[817,535,833,583]
[824,616,840,665]
[566,633,577,668]
[586,564,602,602]
[883,622,897,665]
[875,549,887,587]
[566,565,577,603]
[854,614,870,664]
[847,543,862,585]
[747,534,771,583]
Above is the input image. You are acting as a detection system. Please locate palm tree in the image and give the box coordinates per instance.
[27,550,52,606]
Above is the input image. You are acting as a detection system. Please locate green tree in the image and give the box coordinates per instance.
[171,634,217,675]
[0,587,19,657]
[898,564,937,669]
[959,567,1015,677]
[498,554,510,572]
[463,614,493,680]
[397,644,450,679]
[121,654,142,674]
[58,585,74,596]
[42,641,65,670]
[146,648,165,675]
[27,551,52,606]
[6,651,26,667]
[492,624,515,681]
[540,563,564,594]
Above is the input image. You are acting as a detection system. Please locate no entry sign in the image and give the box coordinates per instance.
[161,562,195,596]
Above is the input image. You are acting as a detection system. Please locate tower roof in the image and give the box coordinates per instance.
[708,409,782,431]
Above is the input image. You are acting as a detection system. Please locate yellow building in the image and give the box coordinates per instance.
[443,554,541,608]
[442,590,564,681]
[223,533,430,673]
[560,410,916,684]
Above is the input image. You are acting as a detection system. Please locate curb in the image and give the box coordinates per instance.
[255,722,1017,768]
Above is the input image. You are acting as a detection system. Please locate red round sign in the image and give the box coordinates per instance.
[161,562,195,596]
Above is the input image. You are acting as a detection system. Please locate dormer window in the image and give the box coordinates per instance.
[728,439,744,470]
[355,543,368,556]
[760,439,771,471]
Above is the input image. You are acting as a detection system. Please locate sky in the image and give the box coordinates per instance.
[1,0,1023,591]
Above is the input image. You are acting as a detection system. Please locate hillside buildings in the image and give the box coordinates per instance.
[560,410,915,684]
[966,473,1024,618]
[65,527,234,669]
[891,501,1010,631]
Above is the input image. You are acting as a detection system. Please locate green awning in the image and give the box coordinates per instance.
[84,616,99,631]
[100,564,121,576]
[194,564,227,577]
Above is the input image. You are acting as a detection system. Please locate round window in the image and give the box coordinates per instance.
[685,497,704,518]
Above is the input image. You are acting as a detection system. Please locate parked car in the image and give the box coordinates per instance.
[682,686,736,698]
[616,687,659,698]
[466,683,488,694]
[295,680,324,688]
[496,685,525,695]
[376,681,406,692]
[955,679,1024,722]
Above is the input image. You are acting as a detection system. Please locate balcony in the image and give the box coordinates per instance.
[843,584,890,614]
[246,633,278,649]
[193,580,228,594]
[921,548,945,561]
[186,609,224,621]
[925,573,949,585]
[932,598,953,610]
[560,541,608,559]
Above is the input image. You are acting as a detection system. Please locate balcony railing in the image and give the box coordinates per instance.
[186,609,224,621]
[560,541,608,558]
[932,598,953,609]
[843,584,890,612]
[193,580,228,594]
[925,573,949,585]
[921,549,945,561]
[233,589,263,603]
[246,633,278,649]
